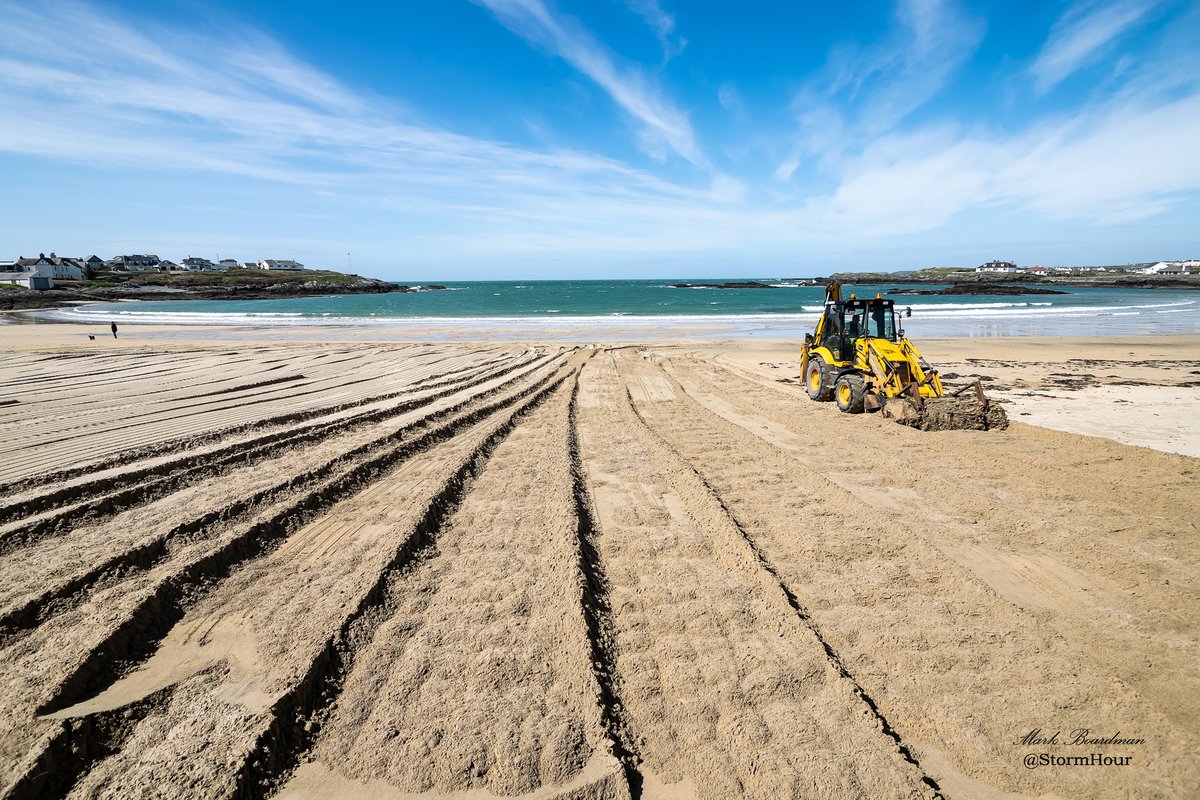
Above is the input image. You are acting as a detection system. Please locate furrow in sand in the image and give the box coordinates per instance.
[625,351,1196,798]
[1,345,389,410]
[0,351,219,393]
[0,358,349,449]
[1,350,307,420]
[9,365,578,800]
[0,347,522,513]
[0,359,573,799]
[0,352,566,645]
[0,349,547,534]
[571,351,934,799]
[274,365,630,799]
[0,346,530,490]
[566,367,644,796]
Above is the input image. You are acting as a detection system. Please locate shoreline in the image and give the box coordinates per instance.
[9,288,1200,340]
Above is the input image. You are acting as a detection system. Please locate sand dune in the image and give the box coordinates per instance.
[0,339,1196,799]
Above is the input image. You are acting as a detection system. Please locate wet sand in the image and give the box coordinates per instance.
[0,329,1196,799]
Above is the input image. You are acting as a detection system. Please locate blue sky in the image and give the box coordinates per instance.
[1,0,1198,279]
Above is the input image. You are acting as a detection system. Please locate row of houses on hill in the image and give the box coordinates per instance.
[974,262,1190,278]
[103,255,305,272]
[0,253,308,289]
[974,261,1104,275]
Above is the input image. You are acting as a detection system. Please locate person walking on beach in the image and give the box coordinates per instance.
[111,321,118,339]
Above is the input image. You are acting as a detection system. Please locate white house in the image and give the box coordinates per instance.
[15,255,81,280]
[1141,261,1194,275]
[976,260,1018,273]
[217,259,239,271]
[180,256,215,272]
[258,259,304,270]
[118,254,162,271]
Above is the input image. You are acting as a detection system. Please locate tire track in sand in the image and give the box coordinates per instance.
[573,350,935,800]
[274,363,632,799]
[615,352,944,798]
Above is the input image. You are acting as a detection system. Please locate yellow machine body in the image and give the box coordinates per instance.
[800,282,944,413]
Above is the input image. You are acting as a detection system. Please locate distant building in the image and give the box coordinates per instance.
[84,255,105,271]
[0,271,52,290]
[976,260,1018,273]
[217,259,239,270]
[180,256,215,272]
[158,260,180,271]
[258,259,304,270]
[117,254,162,271]
[1141,261,1194,275]
[16,254,82,280]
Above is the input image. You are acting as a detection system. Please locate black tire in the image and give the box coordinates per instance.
[835,373,866,413]
[806,356,832,401]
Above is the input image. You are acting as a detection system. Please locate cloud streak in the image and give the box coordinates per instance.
[472,0,706,167]
[780,0,985,178]
[626,0,687,62]
[1031,0,1157,93]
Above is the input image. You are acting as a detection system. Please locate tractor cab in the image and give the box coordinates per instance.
[845,295,900,343]
[816,292,900,363]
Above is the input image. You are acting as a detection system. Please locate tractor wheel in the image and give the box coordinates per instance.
[835,373,866,413]
[806,356,832,401]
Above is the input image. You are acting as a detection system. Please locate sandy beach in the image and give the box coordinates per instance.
[0,326,1197,799]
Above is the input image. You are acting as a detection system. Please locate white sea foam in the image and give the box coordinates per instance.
[50,294,1200,336]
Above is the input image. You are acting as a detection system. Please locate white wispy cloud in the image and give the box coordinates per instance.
[626,0,687,62]
[0,3,702,197]
[768,0,1200,237]
[1030,0,1157,93]
[779,0,984,180]
[800,88,1200,236]
[472,0,707,167]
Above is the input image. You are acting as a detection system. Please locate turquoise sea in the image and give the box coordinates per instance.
[57,279,1200,338]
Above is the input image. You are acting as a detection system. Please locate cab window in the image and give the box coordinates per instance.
[847,311,864,339]
[868,305,898,341]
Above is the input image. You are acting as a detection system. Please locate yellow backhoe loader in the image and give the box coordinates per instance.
[800,282,1006,430]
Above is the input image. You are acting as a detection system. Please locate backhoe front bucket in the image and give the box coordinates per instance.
[882,381,1008,431]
